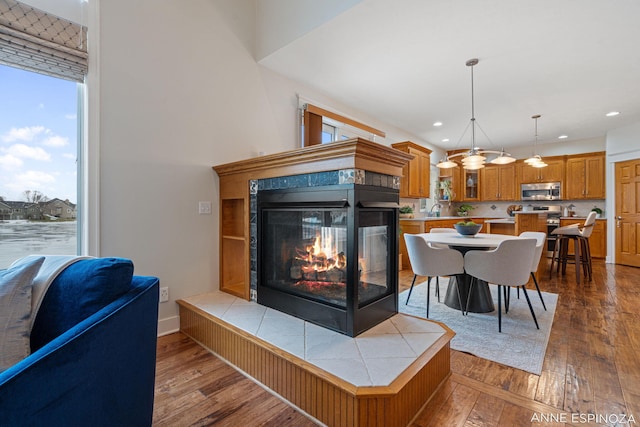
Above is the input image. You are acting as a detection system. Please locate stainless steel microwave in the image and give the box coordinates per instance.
[521,182,561,201]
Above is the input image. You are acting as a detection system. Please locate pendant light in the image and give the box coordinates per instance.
[525,114,547,168]
[437,58,515,169]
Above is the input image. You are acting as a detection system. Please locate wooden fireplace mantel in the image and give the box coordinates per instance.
[212,138,413,300]
[214,137,414,180]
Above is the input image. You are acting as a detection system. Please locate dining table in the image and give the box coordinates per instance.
[419,232,524,313]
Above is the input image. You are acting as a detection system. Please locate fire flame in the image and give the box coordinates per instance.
[297,235,346,273]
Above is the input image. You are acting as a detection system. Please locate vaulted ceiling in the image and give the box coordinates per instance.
[258,0,640,152]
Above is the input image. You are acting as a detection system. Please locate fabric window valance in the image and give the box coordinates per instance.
[0,0,87,82]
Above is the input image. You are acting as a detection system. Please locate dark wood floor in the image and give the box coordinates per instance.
[153,259,640,426]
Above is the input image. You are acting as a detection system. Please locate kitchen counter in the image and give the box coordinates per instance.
[560,216,606,220]
[484,218,515,224]
[401,216,489,221]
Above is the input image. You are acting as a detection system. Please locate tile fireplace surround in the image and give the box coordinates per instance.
[179,139,454,426]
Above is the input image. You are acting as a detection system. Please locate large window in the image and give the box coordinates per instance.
[0,64,80,268]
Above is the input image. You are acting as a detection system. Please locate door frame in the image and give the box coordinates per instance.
[607,151,640,264]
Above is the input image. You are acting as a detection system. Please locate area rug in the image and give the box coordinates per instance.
[399,279,557,375]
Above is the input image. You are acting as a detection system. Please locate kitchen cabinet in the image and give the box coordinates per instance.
[392,141,432,199]
[560,218,606,258]
[565,152,605,200]
[517,156,565,185]
[462,168,480,201]
[399,220,425,270]
[480,163,516,201]
[439,166,461,202]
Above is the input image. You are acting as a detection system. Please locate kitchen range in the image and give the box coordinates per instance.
[529,205,562,255]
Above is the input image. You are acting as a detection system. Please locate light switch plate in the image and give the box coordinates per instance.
[198,201,212,215]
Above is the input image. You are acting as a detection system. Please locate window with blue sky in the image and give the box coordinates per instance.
[0,64,78,203]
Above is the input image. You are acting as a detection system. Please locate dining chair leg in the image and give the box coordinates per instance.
[453,275,466,316]
[405,274,418,304]
[436,276,440,302]
[530,272,547,310]
[426,277,432,318]
[504,286,510,313]
[497,284,503,333]
[520,285,540,330]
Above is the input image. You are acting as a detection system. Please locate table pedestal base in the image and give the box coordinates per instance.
[444,275,495,313]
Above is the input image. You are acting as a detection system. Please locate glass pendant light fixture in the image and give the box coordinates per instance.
[525,114,547,168]
[437,58,516,169]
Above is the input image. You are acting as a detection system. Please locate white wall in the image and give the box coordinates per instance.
[94,0,434,334]
[256,0,363,60]
[509,135,606,159]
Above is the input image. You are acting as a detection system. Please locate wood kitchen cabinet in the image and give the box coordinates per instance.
[560,217,607,258]
[517,156,565,185]
[399,220,425,270]
[392,141,432,199]
[480,163,516,201]
[439,166,461,202]
[461,168,481,201]
[565,152,605,200]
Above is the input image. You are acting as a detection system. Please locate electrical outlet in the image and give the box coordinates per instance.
[160,287,169,303]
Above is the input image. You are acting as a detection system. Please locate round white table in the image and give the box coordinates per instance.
[419,233,523,313]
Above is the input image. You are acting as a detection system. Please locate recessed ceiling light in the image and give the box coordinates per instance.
[606,111,620,117]
[433,121,443,127]
[442,138,450,142]
[558,135,568,139]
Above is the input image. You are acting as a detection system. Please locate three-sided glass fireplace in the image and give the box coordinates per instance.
[257,186,399,337]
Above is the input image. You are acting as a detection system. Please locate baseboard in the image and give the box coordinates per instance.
[157,315,180,337]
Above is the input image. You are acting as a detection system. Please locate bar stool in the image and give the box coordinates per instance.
[549,211,597,284]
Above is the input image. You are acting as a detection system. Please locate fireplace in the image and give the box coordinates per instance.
[257,185,399,337]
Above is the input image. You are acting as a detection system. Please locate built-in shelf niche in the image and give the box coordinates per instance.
[220,199,246,298]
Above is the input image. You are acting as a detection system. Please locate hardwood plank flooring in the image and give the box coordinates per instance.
[153,259,639,426]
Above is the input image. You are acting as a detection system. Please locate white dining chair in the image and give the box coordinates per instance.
[403,233,466,318]
[428,227,456,301]
[519,231,548,311]
[464,238,538,333]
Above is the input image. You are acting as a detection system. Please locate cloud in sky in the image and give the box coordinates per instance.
[0,154,23,169]
[5,170,56,193]
[1,126,46,143]
[43,135,69,147]
[3,143,51,161]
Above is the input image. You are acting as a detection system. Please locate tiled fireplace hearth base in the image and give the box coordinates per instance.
[207,139,453,425]
[178,292,454,427]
